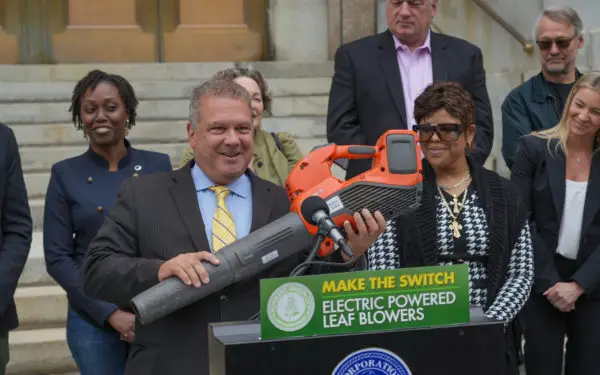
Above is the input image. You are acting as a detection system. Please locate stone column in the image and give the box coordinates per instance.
[52,0,156,63]
[591,28,600,71]
[328,0,377,58]
[0,25,18,64]
[269,0,329,61]
[162,0,266,62]
[377,0,387,33]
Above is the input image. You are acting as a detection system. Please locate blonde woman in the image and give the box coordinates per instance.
[179,68,303,186]
[511,72,600,375]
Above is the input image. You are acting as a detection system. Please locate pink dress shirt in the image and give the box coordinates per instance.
[393,31,433,127]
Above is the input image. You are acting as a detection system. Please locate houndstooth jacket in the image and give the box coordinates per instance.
[367,157,534,324]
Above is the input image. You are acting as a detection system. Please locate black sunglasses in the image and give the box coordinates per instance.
[413,123,465,142]
[536,36,576,51]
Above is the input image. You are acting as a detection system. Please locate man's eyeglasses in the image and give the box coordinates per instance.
[536,36,576,51]
[412,123,465,142]
[390,0,427,7]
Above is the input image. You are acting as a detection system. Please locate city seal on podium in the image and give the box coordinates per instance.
[332,348,412,375]
[267,282,315,332]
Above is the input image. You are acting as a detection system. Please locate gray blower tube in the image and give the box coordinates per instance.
[129,212,314,325]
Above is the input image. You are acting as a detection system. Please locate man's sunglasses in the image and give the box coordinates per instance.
[412,123,465,142]
[536,36,576,51]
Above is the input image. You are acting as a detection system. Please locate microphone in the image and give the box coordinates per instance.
[129,197,342,325]
[300,196,353,259]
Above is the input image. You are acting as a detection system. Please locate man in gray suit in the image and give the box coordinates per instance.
[83,77,385,375]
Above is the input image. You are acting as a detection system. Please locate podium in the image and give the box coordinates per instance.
[208,308,507,375]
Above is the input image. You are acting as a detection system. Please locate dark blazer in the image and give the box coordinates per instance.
[43,140,172,329]
[327,29,494,179]
[511,135,600,298]
[501,70,583,168]
[82,164,299,375]
[0,123,32,333]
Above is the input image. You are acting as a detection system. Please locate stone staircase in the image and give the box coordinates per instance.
[3,61,333,374]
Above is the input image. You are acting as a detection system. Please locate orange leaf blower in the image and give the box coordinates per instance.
[286,129,424,257]
[128,129,424,325]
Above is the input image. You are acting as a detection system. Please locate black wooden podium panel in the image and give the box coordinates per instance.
[208,310,506,375]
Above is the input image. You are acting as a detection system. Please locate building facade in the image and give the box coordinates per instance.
[0,0,380,65]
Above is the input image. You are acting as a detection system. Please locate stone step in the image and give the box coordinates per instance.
[14,286,67,330]
[1,96,328,125]
[0,61,333,83]
[18,231,54,288]
[20,134,325,176]
[21,143,182,174]
[7,328,77,375]
[0,78,331,103]
[26,136,327,230]
[13,117,326,147]
[16,118,326,197]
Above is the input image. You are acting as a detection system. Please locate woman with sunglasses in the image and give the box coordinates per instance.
[368,82,534,375]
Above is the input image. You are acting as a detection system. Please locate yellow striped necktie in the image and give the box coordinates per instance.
[209,186,237,252]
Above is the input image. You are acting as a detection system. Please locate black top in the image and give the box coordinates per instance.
[438,185,473,258]
[546,80,575,115]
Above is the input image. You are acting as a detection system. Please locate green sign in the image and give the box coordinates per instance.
[259,264,470,340]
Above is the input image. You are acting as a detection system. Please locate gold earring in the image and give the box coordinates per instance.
[124,128,129,137]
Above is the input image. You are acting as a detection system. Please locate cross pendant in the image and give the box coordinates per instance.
[450,195,461,214]
[450,220,462,238]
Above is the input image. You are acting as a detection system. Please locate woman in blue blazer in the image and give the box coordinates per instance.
[43,70,172,375]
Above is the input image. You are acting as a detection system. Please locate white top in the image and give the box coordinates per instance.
[556,179,588,260]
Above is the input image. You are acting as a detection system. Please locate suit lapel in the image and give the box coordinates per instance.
[249,173,275,232]
[430,32,449,82]
[377,30,407,127]
[546,142,566,220]
[581,154,600,234]
[168,164,209,251]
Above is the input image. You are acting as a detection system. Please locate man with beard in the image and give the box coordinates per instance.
[501,6,585,169]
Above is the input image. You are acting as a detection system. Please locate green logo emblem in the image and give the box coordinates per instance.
[267,282,315,332]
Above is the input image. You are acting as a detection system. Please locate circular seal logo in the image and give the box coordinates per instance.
[267,282,315,332]
[332,348,412,375]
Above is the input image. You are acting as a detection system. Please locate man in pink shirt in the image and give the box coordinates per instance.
[327,0,493,179]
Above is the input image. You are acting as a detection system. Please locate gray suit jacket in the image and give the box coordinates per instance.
[83,163,299,375]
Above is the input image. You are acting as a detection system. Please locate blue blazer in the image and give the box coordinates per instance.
[43,140,172,328]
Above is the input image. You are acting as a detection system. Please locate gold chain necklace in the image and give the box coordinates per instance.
[437,171,471,190]
[437,184,469,238]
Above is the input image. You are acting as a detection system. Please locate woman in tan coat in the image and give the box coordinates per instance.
[178,68,303,186]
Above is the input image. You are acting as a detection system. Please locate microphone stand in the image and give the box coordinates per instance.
[248,224,355,321]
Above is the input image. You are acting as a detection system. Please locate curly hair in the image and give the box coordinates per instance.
[69,69,138,130]
[413,82,475,126]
